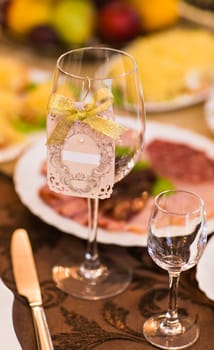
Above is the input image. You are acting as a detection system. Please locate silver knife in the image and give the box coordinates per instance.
[11,228,54,350]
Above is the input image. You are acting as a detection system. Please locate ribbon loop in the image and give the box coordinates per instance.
[47,88,126,145]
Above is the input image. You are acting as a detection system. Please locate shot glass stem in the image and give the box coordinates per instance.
[163,272,183,335]
[167,272,180,322]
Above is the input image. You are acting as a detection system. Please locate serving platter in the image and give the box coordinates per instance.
[145,88,210,113]
[14,121,214,246]
[179,1,214,30]
[14,134,148,246]
[196,234,214,301]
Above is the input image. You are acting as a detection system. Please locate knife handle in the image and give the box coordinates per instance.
[31,305,54,350]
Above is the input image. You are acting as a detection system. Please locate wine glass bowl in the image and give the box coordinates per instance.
[143,190,207,349]
[46,47,145,299]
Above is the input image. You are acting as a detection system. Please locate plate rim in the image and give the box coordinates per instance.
[179,1,214,30]
[145,89,209,113]
[196,234,214,301]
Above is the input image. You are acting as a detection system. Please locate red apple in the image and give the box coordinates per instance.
[97,0,141,43]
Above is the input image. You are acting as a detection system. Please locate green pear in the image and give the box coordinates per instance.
[52,0,96,45]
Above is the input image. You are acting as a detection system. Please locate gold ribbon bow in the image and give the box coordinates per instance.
[47,88,126,145]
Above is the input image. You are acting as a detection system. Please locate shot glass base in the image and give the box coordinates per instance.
[143,314,199,349]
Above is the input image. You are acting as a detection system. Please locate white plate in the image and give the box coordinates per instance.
[205,90,214,133]
[0,139,31,164]
[14,133,149,247]
[14,121,214,247]
[145,88,210,113]
[0,279,22,349]
[196,234,214,300]
[0,131,45,163]
[179,1,214,30]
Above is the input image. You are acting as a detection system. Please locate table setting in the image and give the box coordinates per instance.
[2,1,214,349]
[0,171,214,350]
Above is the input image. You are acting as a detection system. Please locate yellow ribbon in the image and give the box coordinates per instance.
[47,88,126,145]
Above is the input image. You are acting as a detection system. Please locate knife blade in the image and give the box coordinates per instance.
[11,228,54,350]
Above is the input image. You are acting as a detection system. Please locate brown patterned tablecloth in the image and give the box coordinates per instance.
[0,171,213,350]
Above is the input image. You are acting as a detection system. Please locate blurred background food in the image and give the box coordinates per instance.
[1,0,179,49]
[0,56,50,149]
[1,0,214,152]
[0,56,29,91]
[122,28,214,103]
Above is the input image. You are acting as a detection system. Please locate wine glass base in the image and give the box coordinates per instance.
[52,257,132,300]
[143,314,199,349]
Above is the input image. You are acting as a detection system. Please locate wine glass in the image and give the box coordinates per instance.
[46,47,145,300]
[143,189,207,349]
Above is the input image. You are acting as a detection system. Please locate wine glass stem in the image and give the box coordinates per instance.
[81,198,101,271]
[166,272,180,325]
